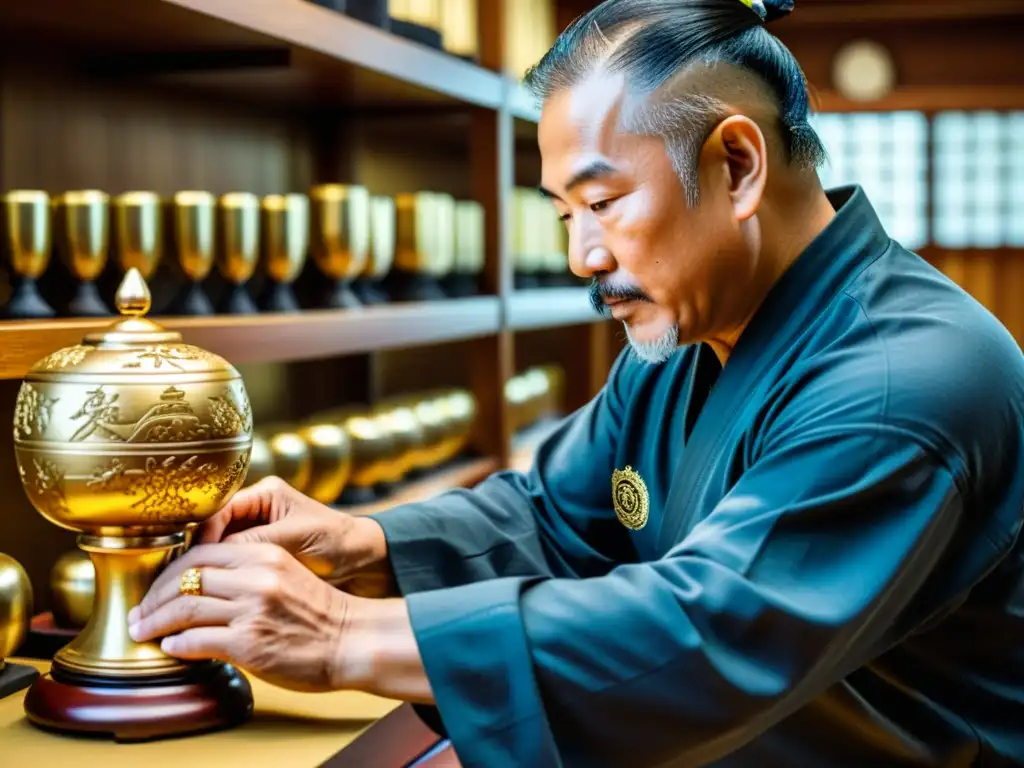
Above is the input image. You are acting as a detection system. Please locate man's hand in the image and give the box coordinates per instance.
[198,476,395,597]
[127,542,350,692]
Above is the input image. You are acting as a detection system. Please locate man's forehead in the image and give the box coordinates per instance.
[538,70,629,154]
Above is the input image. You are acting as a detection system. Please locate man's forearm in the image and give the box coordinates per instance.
[336,596,435,705]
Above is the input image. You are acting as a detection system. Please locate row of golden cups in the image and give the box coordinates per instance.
[248,387,479,508]
[0,185,487,319]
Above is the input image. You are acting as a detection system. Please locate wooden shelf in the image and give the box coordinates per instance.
[0,297,501,380]
[506,288,602,331]
[345,456,499,516]
[0,0,506,111]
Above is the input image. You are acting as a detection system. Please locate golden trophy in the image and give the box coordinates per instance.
[216,192,260,315]
[242,433,274,488]
[54,190,112,316]
[1,190,56,318]
[333,409,396,506]
[0,553,37,698]
[297,423,351,505]
[390,190,446,301]
[264,427,313,495]
[110,191,163,308]
[354,194,395,305]
[445,199,485,297]
[14,267,254,740]
[167,191,216,315]
[258,193,309,313]
[309,184,370,309]
[50,550,96,630]
[512,188,543,290]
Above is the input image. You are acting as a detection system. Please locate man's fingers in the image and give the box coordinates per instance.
[160,626,236,662]
[132,543,288,622]
[195,477,294,545]
[128,594,241,643]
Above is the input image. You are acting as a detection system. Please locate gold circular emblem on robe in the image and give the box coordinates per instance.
[611,465,649,530]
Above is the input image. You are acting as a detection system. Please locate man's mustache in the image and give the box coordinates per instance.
[589,279,653,317]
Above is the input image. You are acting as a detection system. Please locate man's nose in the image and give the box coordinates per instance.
[568,226,615,278]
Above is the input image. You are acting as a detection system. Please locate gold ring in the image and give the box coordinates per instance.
[179,567,202,597]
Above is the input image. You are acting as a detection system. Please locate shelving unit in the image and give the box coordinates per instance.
[0,0,616,607]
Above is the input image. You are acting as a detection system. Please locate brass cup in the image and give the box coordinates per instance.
[1,190,55,318]
[407,395,451,471]
[355,195,395,304]
[447,199,484,297]
[54,190,111,317]
[242,434,274,488]
[331,408,396,506]
[0,553,32,671]
[50,550,95,630]
[393,191,448,301]
[521,367,552,425]
[266,429,313,494]
[216,192,260,315]
[309,184,370,309]
[297,423,352,505]
[167,191,216,315]
[113,192,163,281]
[505,373,531,433]
[259,193,309,313]
[436,388,478,459]
[512,188,543,289]
[373,403,428,484]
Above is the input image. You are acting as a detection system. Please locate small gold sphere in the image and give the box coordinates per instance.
[243,434,274,488]
[267,430,313,493]
[297,423,352,505]
[0,553,33,665]
[50,550,95,630]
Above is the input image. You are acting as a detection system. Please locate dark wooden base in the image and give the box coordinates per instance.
[24,661,253,742]
[0,662,40,699]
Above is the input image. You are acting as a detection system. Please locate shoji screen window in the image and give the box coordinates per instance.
[810,111,929,250]
[934,111,1024,248]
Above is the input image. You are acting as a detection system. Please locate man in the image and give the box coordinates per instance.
[128,0,1024,765]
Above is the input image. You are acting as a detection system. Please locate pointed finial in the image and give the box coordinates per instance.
[115,267,151,317]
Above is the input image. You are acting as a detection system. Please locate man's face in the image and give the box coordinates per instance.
[538,71,750,363]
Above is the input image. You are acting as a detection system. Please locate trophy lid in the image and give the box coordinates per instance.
[26,268,234,379]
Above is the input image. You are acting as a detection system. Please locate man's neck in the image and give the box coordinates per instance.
[706,187,837,367]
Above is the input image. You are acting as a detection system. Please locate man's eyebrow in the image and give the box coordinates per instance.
[539,159,619,200]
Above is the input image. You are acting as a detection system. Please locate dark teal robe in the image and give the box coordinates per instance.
[373,186,1024,767]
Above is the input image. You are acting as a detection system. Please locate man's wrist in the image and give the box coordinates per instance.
[334,596,434,705]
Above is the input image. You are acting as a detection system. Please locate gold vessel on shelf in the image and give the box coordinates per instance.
[264,427,313,494]
[296,422,352,505]
[0,553,33,673]
[12,267,255,739]
[50,550,95,630]
[243,433,274,488]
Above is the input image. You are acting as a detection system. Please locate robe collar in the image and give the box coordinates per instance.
[728,184,892,366]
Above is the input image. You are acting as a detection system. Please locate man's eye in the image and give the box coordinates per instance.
[558,212,571,222]
[590,200,610,213]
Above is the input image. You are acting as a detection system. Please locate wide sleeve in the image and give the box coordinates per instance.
[370,347,642,594]
[403,422,978,767]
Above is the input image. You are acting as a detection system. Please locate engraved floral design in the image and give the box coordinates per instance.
[207,389,251,438]
[33,458,70,519]
[14,383,58,440]
[122,345,220,371]
[36,345,90,371]
[87,453,248,523]
[69,387,124,442]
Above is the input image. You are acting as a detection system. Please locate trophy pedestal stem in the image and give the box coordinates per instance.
[353,279,389,305]
[259,280,301,312]
[66,280,111,317]
[24,660,253,742]
[173,281,215,315]
[0,661,40,699]
[323,279,363,309]
[5,278,56,318]
[23,533,254,740]
[219,284,258,315]
[384,271,447,302]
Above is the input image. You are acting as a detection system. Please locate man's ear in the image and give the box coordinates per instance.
[701,115,767,221]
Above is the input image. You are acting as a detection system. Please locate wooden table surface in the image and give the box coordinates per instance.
[0,659,401,766]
